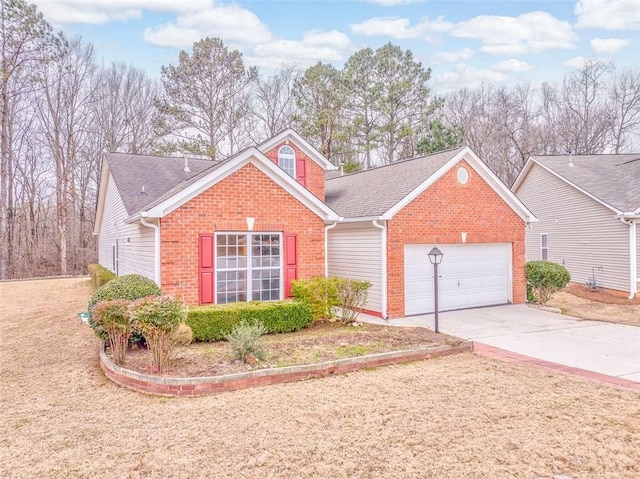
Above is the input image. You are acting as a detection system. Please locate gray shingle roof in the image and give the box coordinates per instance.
[531,154,640,213]
[106,153,219,216]
[325,147,466,218]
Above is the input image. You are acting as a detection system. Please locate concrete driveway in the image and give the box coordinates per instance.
[361,304,640,383]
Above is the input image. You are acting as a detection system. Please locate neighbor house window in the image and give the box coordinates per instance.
[541,233,549,261]
[215,233,282,304]
[278,145,295,177]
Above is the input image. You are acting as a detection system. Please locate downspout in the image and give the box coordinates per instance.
[621,218,637,299]
[140,214,161,287]
[372,220,388,319]
[324,222,338,277]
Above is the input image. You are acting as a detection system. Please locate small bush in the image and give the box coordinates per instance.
[187,300,313,342]
[224,320,267,362]
[291,277,340,320]
[130,295,187,374]
[92,299,133,365]
[88,263,116,289]
[87,274,161,339]
[169,323,193,347]
[337,279,372,323]
[526,260,571,304]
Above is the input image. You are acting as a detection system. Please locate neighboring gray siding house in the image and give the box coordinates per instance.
[512,153,639,298]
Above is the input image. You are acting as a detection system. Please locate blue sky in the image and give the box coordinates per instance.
[32,0,640,91]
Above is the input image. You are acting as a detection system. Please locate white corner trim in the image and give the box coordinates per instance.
[144,147,340,222]
[620,218,637,298]
[257,128,337,171]
[381,147,537,223]
[372,220,388,319]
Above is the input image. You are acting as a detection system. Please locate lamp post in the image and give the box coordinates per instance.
[428,246,444,333]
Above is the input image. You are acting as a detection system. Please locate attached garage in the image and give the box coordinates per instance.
[404,243,512,315]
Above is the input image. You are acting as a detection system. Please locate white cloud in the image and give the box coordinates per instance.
[491,59,535,72]
[143,4,272,47]
[451,11,577,55]
[302,30,352,50]
[563,56,593,68]
[350,16,452,41]
[590,37,631,53]
[575,0,640,30]
[363,0,425,4]
[432,48,474,64]
[436,63,507,90]
[33,0,211,24]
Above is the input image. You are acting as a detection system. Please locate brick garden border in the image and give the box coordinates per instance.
[100,341,473,396]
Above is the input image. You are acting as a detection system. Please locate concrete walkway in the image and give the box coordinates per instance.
[360,304,640,384]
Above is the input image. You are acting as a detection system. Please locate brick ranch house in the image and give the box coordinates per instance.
[94,129,536,319]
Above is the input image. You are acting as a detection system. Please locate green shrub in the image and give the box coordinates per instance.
[224,320,268,362]
[169,323,193,347]
[525,260,571,304]
[187,300,313,342]
[87,274,161,340]
[91,299,133,365]
[291,277,340,320]
[336,279,372,323]
[88,263,116,289]
[130,295,187,374]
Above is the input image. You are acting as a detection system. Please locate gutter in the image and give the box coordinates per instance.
[324,222,338,277]
[619,216,637,299]
[372,220,388,319]
[139,213,161,287]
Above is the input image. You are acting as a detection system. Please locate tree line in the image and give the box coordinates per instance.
[1,0,639,279]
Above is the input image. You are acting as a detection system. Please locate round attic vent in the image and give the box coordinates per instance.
[457,166,469,184]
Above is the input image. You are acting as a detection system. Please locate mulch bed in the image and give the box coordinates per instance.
[563,283,640,305]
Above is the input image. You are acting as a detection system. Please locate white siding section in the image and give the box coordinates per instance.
[328,222,383,313]
[516,163,630,292]
[98,172,156,282]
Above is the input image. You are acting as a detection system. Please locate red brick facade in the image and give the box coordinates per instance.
[159,162,325,305]
[386,159,527,318]
[263,141,326,201]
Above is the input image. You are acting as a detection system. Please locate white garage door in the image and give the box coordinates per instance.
[405,243,511,315]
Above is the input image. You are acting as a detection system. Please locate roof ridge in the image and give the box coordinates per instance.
[326,146,465,181]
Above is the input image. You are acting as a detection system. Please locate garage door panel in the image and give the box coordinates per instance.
[405,243,511,315]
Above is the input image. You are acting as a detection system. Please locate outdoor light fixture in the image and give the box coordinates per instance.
[428,246,444,333]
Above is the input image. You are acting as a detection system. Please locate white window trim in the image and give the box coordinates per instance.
[278,145,296,178]
[540,233,549,261]
[214,232,284,304]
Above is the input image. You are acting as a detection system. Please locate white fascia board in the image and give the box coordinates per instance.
[381,147,538,223]
[92,161,111,235]
[511,157,534,192]
[257,128,337,171]
[144,147,341,222]
[338,216,384,223]
[527,158,623,215]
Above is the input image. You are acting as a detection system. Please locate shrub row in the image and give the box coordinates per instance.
[88,263,116,289]
[187,301,313,342]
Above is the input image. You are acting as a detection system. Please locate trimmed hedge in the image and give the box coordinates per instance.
[526,260,571,304]
[187,300,313,342]
[88,263,116,289]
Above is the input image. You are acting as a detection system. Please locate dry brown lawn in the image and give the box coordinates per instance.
[548,284,640,327]
[1,278,639,479]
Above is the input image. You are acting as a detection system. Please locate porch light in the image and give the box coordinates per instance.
[428,246,444,333]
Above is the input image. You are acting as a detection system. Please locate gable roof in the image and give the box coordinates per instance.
[325,146,536,222]
[512,153,640,214]
[106,153,218,216]
[257,128,337,171]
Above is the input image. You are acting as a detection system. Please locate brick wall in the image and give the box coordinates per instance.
[386,159,527,318]
[160,163,325,304]
[263,141,326,201]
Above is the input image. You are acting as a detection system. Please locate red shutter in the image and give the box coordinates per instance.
[296,157,306,187]
[284,233,297,298]
[199,234,215,304]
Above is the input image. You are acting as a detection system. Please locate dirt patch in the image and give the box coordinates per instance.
[121,320,456,377]
[1,278,639,479]
[548,285,640,327]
